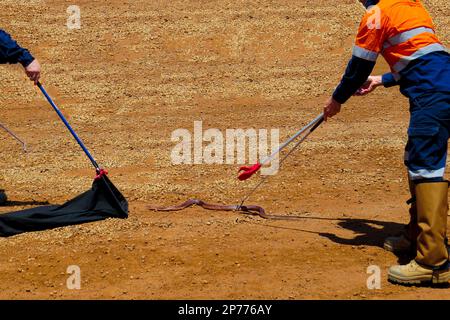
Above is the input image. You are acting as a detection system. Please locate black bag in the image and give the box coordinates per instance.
[0,175,128,237]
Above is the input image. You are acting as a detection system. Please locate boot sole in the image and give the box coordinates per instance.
[432,271,450,284]
[388,274,429,285]
[388,271,450,285]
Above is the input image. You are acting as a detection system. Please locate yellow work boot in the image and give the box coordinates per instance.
[415,182,449,266]
[388,260,450,285]
[384,178,418,253]
[388,181,450,285]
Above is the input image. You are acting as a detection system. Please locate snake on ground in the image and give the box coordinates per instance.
[148,199,300,220]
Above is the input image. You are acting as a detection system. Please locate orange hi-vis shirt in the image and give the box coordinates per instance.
[353,0,447,81]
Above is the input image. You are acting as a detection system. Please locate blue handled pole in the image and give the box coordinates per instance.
[37,82,100,171]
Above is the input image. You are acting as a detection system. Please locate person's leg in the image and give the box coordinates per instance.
[415,181,449,267]
[388,92,450,285]
[388,181,450,284]
[384,175,419,253]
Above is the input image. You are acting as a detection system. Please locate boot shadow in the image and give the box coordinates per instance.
[273,215,413,262]
[248,213,406,252]
[251,213,450,285]
[312,217,425,264]
[317,217,403,247]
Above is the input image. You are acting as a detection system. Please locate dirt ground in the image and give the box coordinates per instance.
[0,0,449,300]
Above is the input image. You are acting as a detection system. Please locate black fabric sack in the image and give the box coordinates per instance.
[0,175,128,237]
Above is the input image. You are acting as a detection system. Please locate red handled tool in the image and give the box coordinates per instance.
[237,113,324,208]
[238,113,324,181]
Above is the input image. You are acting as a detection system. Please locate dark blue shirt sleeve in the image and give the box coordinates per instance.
[0,29,34,67]
[332,55,376,104]
[382,72,399,88]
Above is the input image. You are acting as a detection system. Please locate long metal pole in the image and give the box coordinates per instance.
[37,82,100,171]
[239,116,324,208]
[260,113,324,166]
[0,122,27,152]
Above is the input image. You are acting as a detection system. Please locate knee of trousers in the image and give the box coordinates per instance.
[405,125,448,182]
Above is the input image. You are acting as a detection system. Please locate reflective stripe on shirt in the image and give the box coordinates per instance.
[383,27,435,50]
[392,43,447,73]
[352,45,379,62]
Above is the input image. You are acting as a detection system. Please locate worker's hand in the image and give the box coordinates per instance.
[354,75,382,96]
[24,59,41,85]
[323,97,341,121]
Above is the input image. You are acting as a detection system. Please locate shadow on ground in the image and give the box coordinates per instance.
[1,200,51,208]
[250,213,449,267]
[246,213,417,261]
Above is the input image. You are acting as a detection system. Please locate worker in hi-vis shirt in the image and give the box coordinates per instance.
[323,0,450,285]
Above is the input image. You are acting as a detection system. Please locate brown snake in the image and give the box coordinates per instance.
[148,199,299,220]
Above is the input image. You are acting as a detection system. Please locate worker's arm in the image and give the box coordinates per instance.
[0,29,41,84]
[381,72,399,87]
[354,71,399,96]
[332,55,376,103]
[324,6,387,120]
[324,53,378,120]
[0,29,34,66]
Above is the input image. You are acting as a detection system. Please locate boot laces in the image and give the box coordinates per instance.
[407,260,419,272]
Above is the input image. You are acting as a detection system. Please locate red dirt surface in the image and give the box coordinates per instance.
[0,0,449,299]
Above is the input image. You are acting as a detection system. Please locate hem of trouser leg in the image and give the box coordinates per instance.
[415,259,450,270]
[432,261,450,284]
[434,260,450,271]
[413,178,447,184]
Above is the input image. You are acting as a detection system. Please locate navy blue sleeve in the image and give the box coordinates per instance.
[0,29,34,67]
[332,55,376,104]
[382,72,399,88]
